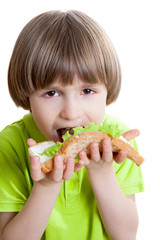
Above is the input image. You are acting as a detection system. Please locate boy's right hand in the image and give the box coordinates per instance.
[27,139,84,185]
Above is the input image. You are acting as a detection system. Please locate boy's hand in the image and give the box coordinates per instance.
[27,139,85,184]
[78,129,140,171]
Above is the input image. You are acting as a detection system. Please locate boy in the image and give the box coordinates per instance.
[0,10,144,240]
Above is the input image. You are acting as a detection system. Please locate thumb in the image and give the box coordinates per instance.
[27,138,37,147]
[122,129,140,141]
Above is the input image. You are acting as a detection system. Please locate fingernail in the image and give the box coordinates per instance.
[68,158,74,165]
[91,143,98,150]
[33,156,39,162]
[104,139,111,147]
[120,151,127,158]
[55,156,63,163]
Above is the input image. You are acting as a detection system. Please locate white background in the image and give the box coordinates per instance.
[0,0,159,239]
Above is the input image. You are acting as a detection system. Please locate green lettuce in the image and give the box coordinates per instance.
[40,141,62,157]
[40,118,123,157]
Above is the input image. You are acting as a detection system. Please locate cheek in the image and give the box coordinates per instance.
[30,100,52,135]
[32,108,50,131]
[87,97,106,124]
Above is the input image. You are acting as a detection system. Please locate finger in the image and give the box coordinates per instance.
[122,129,140,141]
[30,156,44,181]
[114,150,127,164]
[63,157,75,180]
[90,142,100,162]
[74,159,85,172]
[50,155,64,182]
[102,138,113,162]
[79,151,90,166]
[27,138,37,147]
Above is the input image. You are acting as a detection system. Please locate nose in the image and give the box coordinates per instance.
[60,98,82,121]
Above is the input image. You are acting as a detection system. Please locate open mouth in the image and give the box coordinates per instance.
[57,128,75,142]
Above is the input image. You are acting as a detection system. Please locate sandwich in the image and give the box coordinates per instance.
[28,121,144,172]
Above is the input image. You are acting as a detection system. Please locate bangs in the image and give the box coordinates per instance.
[29,13,105,90]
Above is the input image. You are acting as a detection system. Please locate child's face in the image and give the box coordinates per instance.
[29,77,107,142]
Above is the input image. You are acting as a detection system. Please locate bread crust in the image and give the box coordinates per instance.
[111,137,144,166]
[41,159,54,172]
[29,131,144,172]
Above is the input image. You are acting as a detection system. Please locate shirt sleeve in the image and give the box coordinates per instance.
[0,130,32,212]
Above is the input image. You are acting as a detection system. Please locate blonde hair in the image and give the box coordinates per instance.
[8,10,121,109]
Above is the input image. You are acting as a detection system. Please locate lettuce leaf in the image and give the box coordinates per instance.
[40,141,62,157]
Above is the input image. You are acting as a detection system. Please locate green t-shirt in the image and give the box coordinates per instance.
[0,113,144,240]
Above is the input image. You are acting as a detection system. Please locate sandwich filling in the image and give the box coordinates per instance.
[57,128,75,142]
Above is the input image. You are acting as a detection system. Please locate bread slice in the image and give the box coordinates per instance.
[28,131,144,172]
[28,141,56,172]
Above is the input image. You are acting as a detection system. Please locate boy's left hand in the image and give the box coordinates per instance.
[78,129,140,171]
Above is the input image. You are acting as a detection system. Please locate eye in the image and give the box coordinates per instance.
[81,89,94,95]
[44,90,59,97]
